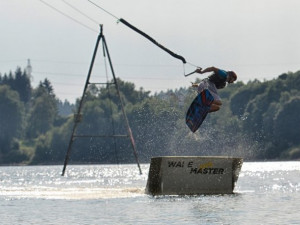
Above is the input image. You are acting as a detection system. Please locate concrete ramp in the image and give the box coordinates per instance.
[145,156,243,195]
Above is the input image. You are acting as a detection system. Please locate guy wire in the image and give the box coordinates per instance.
[61,0,100,25]
[39,0,98,33]
[88,0,119,20]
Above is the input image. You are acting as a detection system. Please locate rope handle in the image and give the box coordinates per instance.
[184,66,202,77]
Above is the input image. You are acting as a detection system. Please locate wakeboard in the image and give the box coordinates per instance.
[186,89,214,132]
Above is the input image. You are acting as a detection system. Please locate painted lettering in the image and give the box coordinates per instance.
[168,161,185,168]
[190,167,225,174]
[176,161,184,168]
[190,168,198,174]
[219,168,224,174]
[188,161,193,168]
[168,161,177,167]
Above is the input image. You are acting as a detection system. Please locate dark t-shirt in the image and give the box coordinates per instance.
[208,69,228,89]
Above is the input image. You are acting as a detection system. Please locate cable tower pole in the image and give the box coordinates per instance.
[62,25,142,176]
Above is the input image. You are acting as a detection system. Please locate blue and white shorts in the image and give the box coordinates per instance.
[197,79,221,101]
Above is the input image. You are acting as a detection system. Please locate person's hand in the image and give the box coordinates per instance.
[195,67,202,74]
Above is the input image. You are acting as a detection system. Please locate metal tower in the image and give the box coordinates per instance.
[61,25,142,176]
[26,59,32,77]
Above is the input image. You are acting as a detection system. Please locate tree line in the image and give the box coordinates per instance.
[0,67,299,165]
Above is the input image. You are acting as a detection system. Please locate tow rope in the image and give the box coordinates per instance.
[88,0,200,76]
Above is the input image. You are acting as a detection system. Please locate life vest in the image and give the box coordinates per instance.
[208,71,227,89]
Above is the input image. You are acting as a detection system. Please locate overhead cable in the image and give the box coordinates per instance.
[61,0,99,25]
[87,0,187,64]
[39,0,98,33]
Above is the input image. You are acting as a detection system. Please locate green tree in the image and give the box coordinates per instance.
[14,68,32,103]
[6,69,299,165]
[26,79,57,138]
[0,68,32,103]
[0,85,24,153]
[272,97,300,155]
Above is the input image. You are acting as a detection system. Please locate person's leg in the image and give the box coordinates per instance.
[209,100,222,112]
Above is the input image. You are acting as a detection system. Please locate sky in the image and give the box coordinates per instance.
[1,0,300,103]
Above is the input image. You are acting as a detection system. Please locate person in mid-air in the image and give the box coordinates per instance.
[192,67,237,112]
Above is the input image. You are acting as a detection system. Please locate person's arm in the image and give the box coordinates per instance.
[195,66,219,74]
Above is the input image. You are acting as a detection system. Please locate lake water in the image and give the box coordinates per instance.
[0,161,299,225]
